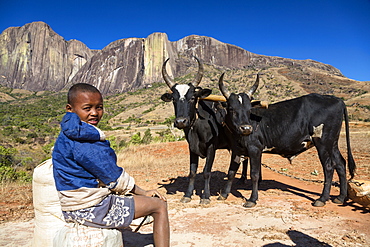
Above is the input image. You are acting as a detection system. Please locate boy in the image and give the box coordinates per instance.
[52,83,170,247]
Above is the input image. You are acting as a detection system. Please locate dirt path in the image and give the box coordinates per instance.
[1,165,369,247]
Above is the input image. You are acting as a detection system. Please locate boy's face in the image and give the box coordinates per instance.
[66,92,104,126]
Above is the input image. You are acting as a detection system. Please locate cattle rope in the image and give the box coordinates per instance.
[261,163,340,187]
[134,215,148,233]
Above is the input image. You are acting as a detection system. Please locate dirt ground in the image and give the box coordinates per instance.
[0,122,369,246]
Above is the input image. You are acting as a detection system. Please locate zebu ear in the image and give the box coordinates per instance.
[250,110,263,122]
[250,100,268,120]
[161,93,173,102]
[195,87,212,99]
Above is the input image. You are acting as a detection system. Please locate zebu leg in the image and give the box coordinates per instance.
[200,145,216,204]
[313,141,335,207]
[181,151,199,203]
[332,146,347,204]
[243,154,262,208]
[218,153,241,200]
[238,157,248,184]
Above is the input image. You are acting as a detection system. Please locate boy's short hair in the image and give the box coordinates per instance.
[68,83,101,105]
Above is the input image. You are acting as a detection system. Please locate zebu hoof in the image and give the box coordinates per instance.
[217,195,227,201]
[243,201,257,208]
[180,197,191,203]
[312,200,326,207]
[332,197,344,204]
[200,198,211,204]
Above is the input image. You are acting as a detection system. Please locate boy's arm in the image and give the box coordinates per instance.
[74,141,135,193]
[109,169,135,195]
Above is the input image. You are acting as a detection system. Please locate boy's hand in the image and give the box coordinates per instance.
[145,189,167,201]
[131,185,167,201]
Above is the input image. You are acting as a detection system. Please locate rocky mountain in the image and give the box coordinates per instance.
[0,22,94,92]
[2,21,365,96]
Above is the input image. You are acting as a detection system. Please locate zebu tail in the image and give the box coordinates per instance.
[343,105,356,180]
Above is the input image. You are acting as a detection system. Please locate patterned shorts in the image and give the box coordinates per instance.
[62,194,135,229]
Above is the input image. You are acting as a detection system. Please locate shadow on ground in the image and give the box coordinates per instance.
[158,170,323,203]
[263,230,333,246]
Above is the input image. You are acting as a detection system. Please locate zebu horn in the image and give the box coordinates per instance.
[201,95,227,102]
[247,74,259,99]
[261,101,268,108]
[192,56,204,87]
[251,100,269,109]
[162,57,204,88]
[162,58,175,89]
[218,73,231,99]
[201,96,268,109]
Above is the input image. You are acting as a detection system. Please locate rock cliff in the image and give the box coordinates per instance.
[0,21,348,95]
[0,22,93,91]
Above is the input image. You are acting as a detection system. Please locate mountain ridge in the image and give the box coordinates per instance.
[1,21,362,96]
[1,21,369,124]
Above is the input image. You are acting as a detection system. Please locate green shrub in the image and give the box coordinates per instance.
[130,132,142,145]
[0,146,32,182]
[141,129,152,144]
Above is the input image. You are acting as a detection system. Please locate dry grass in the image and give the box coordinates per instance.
[116,142,192,187]
[117,142,189,171]
[0,182,33,223]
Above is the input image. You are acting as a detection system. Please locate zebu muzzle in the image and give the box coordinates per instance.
[239,124,253,136]
[174,117,191,129]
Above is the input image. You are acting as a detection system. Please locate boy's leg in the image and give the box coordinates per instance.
[133,195,170,247]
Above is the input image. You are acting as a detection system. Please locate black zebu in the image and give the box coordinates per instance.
[161,57,247,204]
[218,73,356,207]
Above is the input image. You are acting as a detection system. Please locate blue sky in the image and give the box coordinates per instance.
[1,0,369,81]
